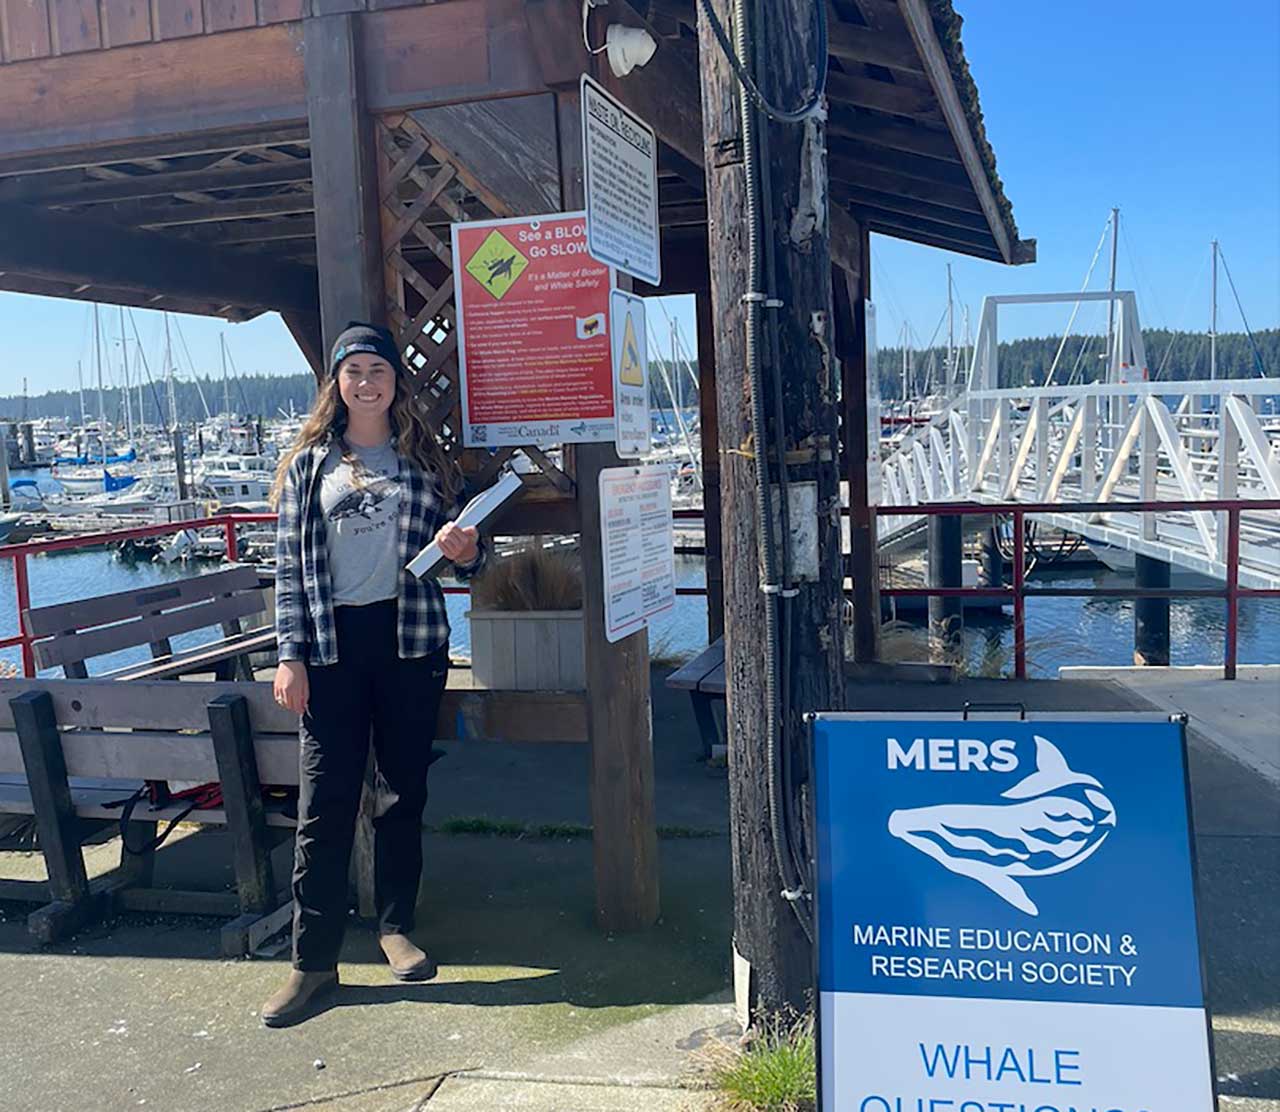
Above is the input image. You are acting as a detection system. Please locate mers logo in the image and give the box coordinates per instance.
[884,735,1116,917]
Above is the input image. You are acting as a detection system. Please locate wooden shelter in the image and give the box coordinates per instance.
[0,0,1032,928]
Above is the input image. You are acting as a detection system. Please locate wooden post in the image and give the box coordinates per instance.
[697,0,845,1011]
[927,514,963,661]
[1133,554,1171,666]
[833,247,881,663]
[557,85,659,931]
[695,283,725,641]
[304,12,385,351]
[305,10,385,918]
[10,690,94,942]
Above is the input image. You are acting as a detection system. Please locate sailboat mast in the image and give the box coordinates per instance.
[163,313,177,431]
[119,306,133,444]
[1209,239,1219,381]
[94,303,107,461]
[946,263,955,396]
[1104,207,1119,381]
[221,333,231,416]
[77,358,86,431]
[900,320,908,401]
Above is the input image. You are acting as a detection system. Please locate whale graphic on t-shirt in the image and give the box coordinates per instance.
[327,476,399,521]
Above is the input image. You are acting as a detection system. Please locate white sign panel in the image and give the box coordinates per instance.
[581,74,662,287]
[599,465,675,643]
[610,289,650,458]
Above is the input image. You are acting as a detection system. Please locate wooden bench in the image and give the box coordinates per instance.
[665,636,725,760]
[0,676,298,954]
[0,675,592,951]
[23,565,276,681]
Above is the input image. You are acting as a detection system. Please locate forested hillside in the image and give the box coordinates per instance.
[874,328,1277,399]
[0,328,1273,420]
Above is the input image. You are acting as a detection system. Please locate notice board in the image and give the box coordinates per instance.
[453,212,615,447]
[599,465,675,643]
[811,712,1214,1112]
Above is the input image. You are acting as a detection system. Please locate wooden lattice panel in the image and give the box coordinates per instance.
[376,111,520,484]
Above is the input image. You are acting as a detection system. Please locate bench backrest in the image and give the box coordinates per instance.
[23,566,266,675]
[0,677,300,786]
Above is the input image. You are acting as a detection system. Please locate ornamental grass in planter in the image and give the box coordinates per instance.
[466,546,585,691]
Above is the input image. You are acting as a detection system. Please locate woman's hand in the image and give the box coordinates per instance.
[434,522,480,566]
[274,661,310,715]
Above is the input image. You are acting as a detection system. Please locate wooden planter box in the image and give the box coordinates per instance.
[466,609,585,691]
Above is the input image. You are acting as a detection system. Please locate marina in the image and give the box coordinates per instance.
[0,0,1274,1108]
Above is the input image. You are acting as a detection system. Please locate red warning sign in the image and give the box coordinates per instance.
[452,212,616,447]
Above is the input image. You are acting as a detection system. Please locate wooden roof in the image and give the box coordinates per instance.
[0,0,1033,321]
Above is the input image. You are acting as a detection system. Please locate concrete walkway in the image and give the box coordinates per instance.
[0,671,1275,1110]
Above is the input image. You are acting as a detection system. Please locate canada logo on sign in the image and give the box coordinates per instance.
[887,736,1116,916]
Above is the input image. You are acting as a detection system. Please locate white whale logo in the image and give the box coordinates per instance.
[887,736,1115,916]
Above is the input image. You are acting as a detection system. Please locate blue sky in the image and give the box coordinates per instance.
[1,0,1275,396]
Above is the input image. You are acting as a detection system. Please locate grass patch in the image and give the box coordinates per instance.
[702,1010,815,1112]
[429,816,720,840]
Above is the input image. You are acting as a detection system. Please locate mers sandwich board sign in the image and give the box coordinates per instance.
[811,713,1215,1112]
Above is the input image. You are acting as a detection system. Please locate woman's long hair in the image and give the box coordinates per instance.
[270,366,460,507]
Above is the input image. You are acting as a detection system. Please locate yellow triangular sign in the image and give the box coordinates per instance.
[619,310,643,386]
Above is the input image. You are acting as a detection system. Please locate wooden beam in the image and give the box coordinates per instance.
[823,69,941,122]
[836,182,991,232]
[861,210,1008,249]
[135,192,315,228]
[305,12,385,349]
[826,15,925,73]
[0,24,307,160]
[0,273,259,319]
[0,202,319,314]
[828,157,982,212]
[828,134,972,188]
[0,158,311,205]
[361,0,546,112]
[828,106,959,162]
[896,0,1021,263]
[197,215,317,244]
[865,215,1002,261]
[283,310,326,378]
[0,126,309,178]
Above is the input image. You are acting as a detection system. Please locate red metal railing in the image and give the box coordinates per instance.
[874,499,1280,680]
[2,501,1274,681]
[0,513,275,676]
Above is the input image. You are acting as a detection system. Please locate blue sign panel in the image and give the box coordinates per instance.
[812,714,1215,1112]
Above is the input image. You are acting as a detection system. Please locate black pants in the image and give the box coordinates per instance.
[291,600,449,971]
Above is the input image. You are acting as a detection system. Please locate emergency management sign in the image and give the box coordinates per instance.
[811,713,1215,1112]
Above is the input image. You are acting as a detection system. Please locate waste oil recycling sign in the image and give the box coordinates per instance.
[811,712,1215,1112]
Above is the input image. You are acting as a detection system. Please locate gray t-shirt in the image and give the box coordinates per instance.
[318,440,402,607]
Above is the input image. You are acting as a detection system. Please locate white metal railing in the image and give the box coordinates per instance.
[877,378,1280,588]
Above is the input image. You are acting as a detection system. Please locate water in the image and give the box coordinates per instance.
[2,550,1274,679]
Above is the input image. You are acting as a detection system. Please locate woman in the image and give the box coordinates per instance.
[262,322,483,1028]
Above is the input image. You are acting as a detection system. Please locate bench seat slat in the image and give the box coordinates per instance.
[0,729,301,786]
[32,592,269,671]
[23,566,261,638]
[666,637,725,691]
[109,629,277,682]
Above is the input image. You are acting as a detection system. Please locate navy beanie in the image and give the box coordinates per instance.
[329,322,404,377]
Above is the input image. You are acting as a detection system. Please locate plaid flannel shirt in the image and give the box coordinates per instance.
[275,437,485,666]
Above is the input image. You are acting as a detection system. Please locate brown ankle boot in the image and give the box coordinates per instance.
[261,970,338,1028]
[379,933,437,982]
